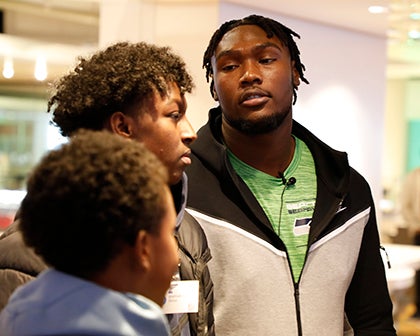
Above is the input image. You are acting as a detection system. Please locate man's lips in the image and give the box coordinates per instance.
[239,88,270,107]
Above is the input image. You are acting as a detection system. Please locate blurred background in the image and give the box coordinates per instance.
[1,1,420,332]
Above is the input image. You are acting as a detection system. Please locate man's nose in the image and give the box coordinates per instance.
[240,61,262,85]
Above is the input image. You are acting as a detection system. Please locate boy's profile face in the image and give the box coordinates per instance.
[129,82,197,185]
[142,186,179,305]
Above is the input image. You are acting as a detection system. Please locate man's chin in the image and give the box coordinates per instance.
[226,109,292,135]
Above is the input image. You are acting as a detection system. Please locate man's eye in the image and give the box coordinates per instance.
[260,58,276,64]
[221,64,238,71]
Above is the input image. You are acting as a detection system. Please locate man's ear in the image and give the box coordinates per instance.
[291,61,300,88]
[108,112,132,138]
[212,89,219,101]
[211,80,219,101]
[135,230,152,272]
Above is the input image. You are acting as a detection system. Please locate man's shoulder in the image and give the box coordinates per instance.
[176,211,211,263]
[178,211,207,242]
[0,220,25,254]
[0,220,19,239]
[0,220,47,312]
[0,219,46,274]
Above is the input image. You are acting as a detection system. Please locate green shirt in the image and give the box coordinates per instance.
[228,137,317,282]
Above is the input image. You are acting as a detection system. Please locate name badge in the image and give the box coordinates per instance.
[162,280,199,314]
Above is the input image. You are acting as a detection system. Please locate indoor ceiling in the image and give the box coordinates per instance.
[239,0,420,78]
[0,0,99,96]
[0,0,419,95]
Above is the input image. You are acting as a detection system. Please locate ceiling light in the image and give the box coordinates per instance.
[408,29,420,39]
[368,5,388,14]
[34,55,47,81]
[2,56,14,79]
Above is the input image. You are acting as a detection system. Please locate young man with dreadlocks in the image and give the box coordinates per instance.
[185,14,396,335]
[0,42,214,336]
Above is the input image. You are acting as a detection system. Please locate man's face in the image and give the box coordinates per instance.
[130,82,197,185]
[211,24,300,134]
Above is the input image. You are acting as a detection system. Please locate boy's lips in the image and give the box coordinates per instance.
[180,152,192,165]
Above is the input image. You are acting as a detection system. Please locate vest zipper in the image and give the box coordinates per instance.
[292,196,345,335]
[294,283,303,336]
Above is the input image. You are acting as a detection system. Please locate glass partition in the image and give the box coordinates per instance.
[0,95,66,230]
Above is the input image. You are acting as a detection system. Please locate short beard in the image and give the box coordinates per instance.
[224,107,292,135]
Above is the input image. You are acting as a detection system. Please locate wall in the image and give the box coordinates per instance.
[384,78,420,211]
[405,80,420,172]
[383,78,406,202]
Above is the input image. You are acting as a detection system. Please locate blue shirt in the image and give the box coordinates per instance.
[0,268,171,335]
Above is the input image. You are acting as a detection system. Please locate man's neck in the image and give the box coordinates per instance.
[222,119,295,177]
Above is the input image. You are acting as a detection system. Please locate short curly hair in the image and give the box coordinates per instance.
[48,41,194,137]
[19,129,169,278]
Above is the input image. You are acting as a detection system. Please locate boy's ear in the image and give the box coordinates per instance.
[109,112,132,138]
[135,230,152,272]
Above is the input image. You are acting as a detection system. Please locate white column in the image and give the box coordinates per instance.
[99,0,157,47]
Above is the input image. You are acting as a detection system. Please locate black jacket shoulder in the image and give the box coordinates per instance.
[0,220,46,311]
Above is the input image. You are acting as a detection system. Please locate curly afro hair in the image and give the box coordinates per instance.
[19,129,169,278]
[48,41,194,137]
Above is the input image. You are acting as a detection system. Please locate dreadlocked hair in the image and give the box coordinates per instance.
[48,41,194,137]
[203,14,309,104]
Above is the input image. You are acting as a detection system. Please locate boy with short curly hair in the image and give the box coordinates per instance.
[0,130,178,335]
